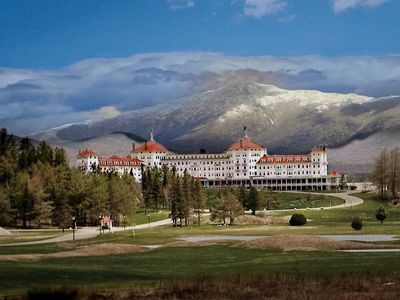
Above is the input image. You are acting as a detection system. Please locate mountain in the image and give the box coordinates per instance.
[32,70,400,173]
[55,132,145,166]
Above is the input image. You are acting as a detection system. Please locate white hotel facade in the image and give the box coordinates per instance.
[77,130,341,191]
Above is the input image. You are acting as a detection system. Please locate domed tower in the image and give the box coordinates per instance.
[131,130,171,168]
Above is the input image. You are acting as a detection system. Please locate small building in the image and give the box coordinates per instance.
[100,216,113,230]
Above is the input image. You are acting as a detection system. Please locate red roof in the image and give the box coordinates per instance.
[98,155,143,167]
[257,155,310,164]
[101,216,112,222]
[312,146,326,152]
[78,149,96,157]
[329,171,340,177]
[134,140,168,153]
[227,137,265,151]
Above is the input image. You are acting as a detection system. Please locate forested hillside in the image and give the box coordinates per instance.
[0,128,138,228]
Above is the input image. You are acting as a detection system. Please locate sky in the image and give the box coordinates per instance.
[0,0,400,135]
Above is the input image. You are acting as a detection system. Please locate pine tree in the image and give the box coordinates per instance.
[37,141,54,165]
[181,170,192,226]
[143,169,154,212]
[53,147,68,167]
[0,186,10,225]
[169,174,183,226]
[18,137,37,170]
[246,186,260,215]
[238,185,248,207]
[192,178,205,225]
[211,189,243,225]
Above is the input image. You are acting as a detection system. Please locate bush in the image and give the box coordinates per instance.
[289,214,307,226]
[375,207,387,223]
[351,217,363,230]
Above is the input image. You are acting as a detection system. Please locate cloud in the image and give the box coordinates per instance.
[278,14,296,23]
[1,52,400,135]
[167,0,195,10]
[331,0,391,13]
[243,0,287,18]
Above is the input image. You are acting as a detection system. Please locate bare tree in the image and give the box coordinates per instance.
[389,148,400,200]
[372,149,389,199]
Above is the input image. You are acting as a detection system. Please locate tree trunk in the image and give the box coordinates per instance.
[197,209,201,226]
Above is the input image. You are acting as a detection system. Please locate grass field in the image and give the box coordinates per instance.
[206,189,344,209]
[126,211,170,226]
[2,246,400,296]
[1,191,400,297]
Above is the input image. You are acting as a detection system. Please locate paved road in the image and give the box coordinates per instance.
[0,219,172,246]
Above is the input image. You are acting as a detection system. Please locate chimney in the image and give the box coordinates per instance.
[131,143,136,152]
[243,126,248,138]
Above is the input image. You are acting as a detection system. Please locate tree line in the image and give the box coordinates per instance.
[142,168,281,225]
[141,167,206,226]
[0,128,138,228]
[372,147,400,200]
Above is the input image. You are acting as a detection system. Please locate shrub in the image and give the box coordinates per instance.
[375,207,387,223]
[289,214,307,226]
[351,217,363,230]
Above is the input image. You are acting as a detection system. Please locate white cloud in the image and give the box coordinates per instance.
[167,0,195,10]
[1,52,400,135]
[243,0,287,18]
[332,0,391,13]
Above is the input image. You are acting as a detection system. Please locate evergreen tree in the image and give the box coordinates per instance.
[0,186,10,225]
[151,168,163,211]
[18,137,37,170]
[37,141,54,165]
[192,178,205,225]
[143,169,154,212]
[238,185,248,207]
[0,128,16,157]
[181,170,192,226]
[246,186,260,215]
[84,173,108,225]
[169,174,183,226]
[211,189,243,225]
[375,207,387,223]
[53,147,68,167]
[161,165,170,209]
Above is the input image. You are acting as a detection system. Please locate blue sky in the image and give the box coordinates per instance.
[0,0,399,69]
[1,0,400,135]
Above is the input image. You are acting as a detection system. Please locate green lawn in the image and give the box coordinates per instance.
[1,192,400,296]
[2,246,400,295]
[126,211,170,226]
[0,230,68,245]
[269,192,400,233]
[206,189,344,209]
